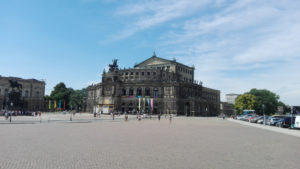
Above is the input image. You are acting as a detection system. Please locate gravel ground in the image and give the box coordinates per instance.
[0,118,300,169]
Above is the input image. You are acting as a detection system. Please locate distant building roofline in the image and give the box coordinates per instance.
[0,75,45,84]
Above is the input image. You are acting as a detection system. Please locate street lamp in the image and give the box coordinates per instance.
[10,102,13,123]
[262,104,265,125]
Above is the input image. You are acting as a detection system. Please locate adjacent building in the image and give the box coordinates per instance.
[87,53,220,116]
[220,102,235,116]
[225,93,240,105]
[0,75,45,111]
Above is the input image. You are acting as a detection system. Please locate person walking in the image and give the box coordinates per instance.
[5,111,8,120]
[169,114,172,123]
[124,112,128,121]
[158,113,161,121]
[9,111,12,123]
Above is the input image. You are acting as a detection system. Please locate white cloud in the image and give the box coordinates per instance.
[107,0,300,104]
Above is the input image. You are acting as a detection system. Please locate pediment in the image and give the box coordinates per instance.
[135,57,172,67]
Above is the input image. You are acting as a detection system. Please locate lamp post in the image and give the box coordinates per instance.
[262,104,265,125]
[291,106,294,129]
[10,102,13,123]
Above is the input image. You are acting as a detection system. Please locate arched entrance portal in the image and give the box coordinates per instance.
[184,102,190,116]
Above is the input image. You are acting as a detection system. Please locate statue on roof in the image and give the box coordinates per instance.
[152,51,157,57]
[108,59,119,72]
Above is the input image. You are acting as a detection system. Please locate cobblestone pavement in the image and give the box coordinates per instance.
[1,118,300,169]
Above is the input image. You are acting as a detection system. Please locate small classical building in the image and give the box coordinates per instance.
[87,53,220,116]
[225,93,240,105]
[0,75,45,111]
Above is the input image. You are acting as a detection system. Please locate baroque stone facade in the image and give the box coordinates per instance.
[87,54,220,116]
[0,76,45,111]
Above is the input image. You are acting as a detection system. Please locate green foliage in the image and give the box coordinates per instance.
[234,94,257,114]
[248,89,279,115]
[48,82,87,110]
[278,101,288,114]
[69,88,87,110]
[50,82,73,109]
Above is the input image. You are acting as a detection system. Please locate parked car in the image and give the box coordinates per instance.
[293,116,300,129]
[276,117,295,128]
[257,116,269,124]
[269,116,285,126]
[241,114,255,121]
[250,116,263,123]
[236,115,244,120]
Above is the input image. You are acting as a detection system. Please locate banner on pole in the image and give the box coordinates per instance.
[150,98,153,110]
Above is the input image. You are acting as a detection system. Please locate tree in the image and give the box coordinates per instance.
[69,88,87,111]
[50,82,73,109]
[234,94,256,114]
[248,89,279,115]
[278,101,288,114]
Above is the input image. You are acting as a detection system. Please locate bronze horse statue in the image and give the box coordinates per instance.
[9,80,22,90]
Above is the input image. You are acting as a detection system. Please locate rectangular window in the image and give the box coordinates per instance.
[131,72,133,75]
[142,72,144,76]
[147,72,150,75]
[153,72,156,75]
[125,72,128,75]
[4,89,8,97]
[136,72,139,75]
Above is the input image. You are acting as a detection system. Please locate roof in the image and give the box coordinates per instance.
[0,75,45,84]
[134,53,194,69]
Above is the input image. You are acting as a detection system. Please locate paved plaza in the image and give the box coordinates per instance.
[1,116,300,169]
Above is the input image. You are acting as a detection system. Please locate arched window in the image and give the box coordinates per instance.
[122,88,126,96]
[145,88,150,96]
[129,88,134,96]
[153,88,159,98]
[136,88,142,96]
[24,90,29,97]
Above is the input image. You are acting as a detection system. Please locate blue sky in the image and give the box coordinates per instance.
[1,0,300,105]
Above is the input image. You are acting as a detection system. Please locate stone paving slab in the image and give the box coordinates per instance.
[1,118,300,169]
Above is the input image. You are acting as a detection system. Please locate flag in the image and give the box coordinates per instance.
[147,98,150,108]
[150,98,153,110]
[59,100,62,109]
[63,100,66,110]
[54,100,57,109]
[49,100,51,109]
[138,97,141,110]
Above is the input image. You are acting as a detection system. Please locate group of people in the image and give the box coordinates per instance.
[92,110,174,122]
[1,109,42,120]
